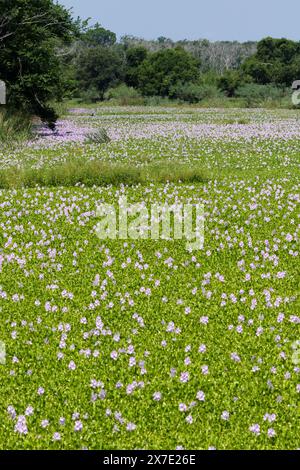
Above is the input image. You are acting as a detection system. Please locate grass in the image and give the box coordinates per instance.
[0,110,32,147]
[0,160,209,188]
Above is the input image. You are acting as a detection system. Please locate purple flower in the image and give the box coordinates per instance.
[153,392,162,401]
[74,420,83,432]
[249,424,260,435]
[68,360,76,370]
[186,415,193,424]
[267,428,276,438]
[221,411,230,421]
[196,391,205,402]
[126,422,136,431]
[180,371,189,383]
[14,416,28,435]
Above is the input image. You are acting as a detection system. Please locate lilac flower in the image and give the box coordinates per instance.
[25,406,34,416]
[126,422,136,431]
[186,415,193,424]
[180,372,189,383]
[221,411,230,421]
[196,391,205,402]
[267,428,276,438]
[153,392,162,401]
[74,420,83,432]
[179,403,187,412]
[249,424,260,435]
[68,360,76,370]
[14,416,28,435]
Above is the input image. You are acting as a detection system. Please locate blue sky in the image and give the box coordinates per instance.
[59,0,300,42]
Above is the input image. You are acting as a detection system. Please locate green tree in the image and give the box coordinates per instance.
[137,47,200,96]
[242,37,300,86]
[0,0,79,127]
[218,70,245,97]
[125,47,148,88]
[82,22,116,47]
[76,46,125,100]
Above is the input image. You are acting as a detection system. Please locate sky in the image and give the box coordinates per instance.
[59,0,300,42]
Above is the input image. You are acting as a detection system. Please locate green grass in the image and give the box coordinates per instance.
[0,110,32,147]
[0,160,209,188]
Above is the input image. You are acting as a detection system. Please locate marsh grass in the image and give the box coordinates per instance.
[0,160,209,188]
[84,128,111,144]
[0,110,32,147]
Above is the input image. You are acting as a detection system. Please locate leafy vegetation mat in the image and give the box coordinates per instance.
[0,107,299,449]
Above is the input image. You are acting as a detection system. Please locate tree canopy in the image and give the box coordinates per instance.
[242,37,300,86]
[0,0,79,127]
[137,47,200,96]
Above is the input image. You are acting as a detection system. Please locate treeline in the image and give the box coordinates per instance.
[120,36,257,73]
[1,0,300,129]
[70,27,298,108]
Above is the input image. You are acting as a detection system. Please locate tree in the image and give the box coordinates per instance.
[76,46,125,100]
[0,0,79,128]
[242,37,300,86]
[242,57,273,85]
[137,47,200,97]
[82,22,116,47]
[218,70,247,96]
[125,46,148,88]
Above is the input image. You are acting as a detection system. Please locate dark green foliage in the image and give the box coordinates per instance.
[121,36,257,73]
[76,46,125,100]
[0,0,79,128]
[242,37,300,86]
[218,70,246,97]
[137,47,200,97]
[81,22,116,47]
[125,47,148,88]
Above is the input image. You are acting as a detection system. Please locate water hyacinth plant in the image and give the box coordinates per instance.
[0,105,299,451]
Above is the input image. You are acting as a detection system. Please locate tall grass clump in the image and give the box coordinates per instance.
[146,162,209,183]
[0,160,209,189]
[0,110,32,146]
[84,128,111,144]
[104,84,145,106]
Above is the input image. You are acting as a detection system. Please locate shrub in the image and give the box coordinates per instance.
[84,128,111,144]
[79,86,102,104]
[143,96,178,106]
[235,83,288,107]
[104,84,144,105]
[170,82,220,103]
[218,70,245,97]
